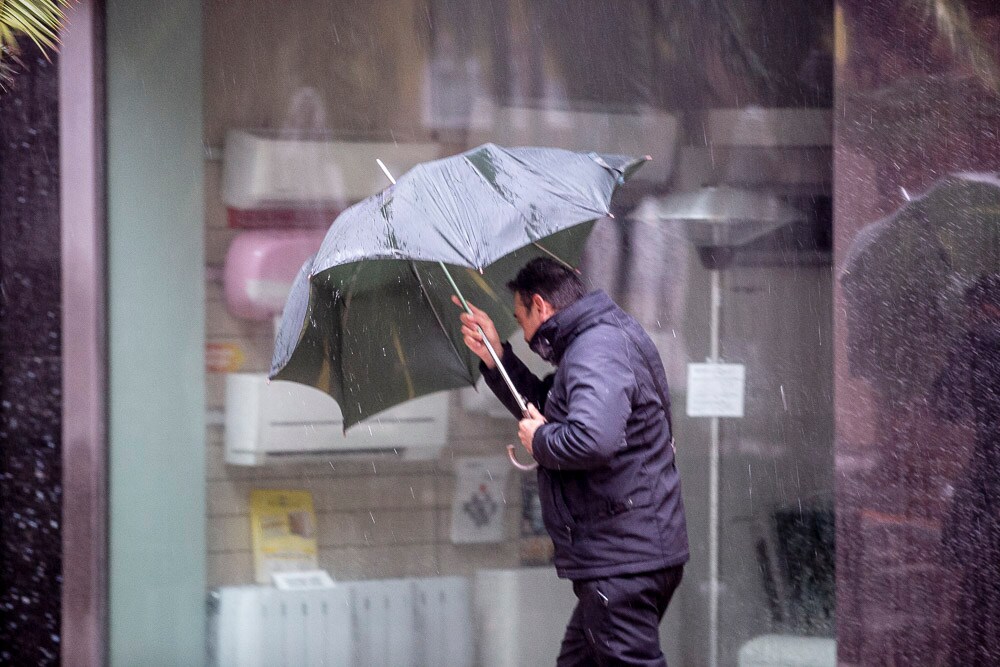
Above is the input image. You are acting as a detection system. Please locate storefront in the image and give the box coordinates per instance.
[1,0,998,665]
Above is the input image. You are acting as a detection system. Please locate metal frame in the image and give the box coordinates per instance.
[59,1,108,664]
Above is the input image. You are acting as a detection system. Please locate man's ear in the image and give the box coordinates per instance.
[532,293,549,315]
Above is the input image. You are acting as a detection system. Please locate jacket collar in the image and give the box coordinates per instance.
[530,290,618,365]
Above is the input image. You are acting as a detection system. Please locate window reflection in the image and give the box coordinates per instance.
[835,2,1000,664]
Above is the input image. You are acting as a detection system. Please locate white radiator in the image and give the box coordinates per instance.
[209,577,473,667]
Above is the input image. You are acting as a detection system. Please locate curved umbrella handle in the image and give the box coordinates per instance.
[507,444,538,471]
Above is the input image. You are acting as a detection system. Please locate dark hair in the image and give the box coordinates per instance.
[506,257,585,311]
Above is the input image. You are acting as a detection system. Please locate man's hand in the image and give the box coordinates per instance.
[453,295,503,369]
[518,403,546,454]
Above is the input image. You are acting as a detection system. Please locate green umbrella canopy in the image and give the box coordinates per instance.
[270,144,647,429]
[841,173,1000,399]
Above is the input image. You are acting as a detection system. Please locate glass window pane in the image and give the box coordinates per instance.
[107,1,837,664]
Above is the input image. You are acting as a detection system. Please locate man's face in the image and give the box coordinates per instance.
[513,292,545,343]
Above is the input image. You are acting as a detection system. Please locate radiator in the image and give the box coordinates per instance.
[209,577,473,667]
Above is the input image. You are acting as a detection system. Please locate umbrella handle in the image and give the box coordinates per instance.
[507,444,538,471]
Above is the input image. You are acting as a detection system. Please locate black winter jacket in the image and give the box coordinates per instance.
[482,291,689,579]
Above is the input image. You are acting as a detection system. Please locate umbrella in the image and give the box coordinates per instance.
[841,172,1000,399]
[269,143,646,435]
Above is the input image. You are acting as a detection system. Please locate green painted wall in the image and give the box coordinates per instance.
[106,0,205,664]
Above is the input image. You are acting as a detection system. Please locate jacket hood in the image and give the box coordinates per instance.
[530,290,619,365]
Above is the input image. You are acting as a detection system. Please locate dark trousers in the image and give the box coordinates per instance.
[556,565,684,667]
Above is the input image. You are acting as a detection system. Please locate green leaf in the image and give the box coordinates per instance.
[1,0,64,51]
[0,0,69,87]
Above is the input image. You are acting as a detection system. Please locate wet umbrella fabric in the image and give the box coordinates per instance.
[841,172,1000,399]
[269,144,646,429]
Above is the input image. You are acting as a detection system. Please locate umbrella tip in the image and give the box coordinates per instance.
[644,155,652,161]
[608,212,615,219]
[376,158,397,185]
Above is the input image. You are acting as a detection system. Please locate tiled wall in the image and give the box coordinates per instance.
[0,46,62,664]
[203,167,527,589]
[203,406,525,587]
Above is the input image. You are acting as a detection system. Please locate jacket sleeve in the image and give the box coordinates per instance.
[530,329,635,470]
[480,342,553,419]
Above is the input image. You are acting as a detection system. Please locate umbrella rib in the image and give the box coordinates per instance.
[337,262,368,424]
[532,241,579,272]
[408,261,475,383]
[331,298,349,421]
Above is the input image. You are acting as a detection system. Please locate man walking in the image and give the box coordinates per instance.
[456,257,688,666]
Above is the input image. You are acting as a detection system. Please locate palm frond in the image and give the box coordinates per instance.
[904,0,1000,93]
[0,0,70,90]
[0,45,17,90]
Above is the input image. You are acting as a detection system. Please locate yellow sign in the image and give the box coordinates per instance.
[249,489,318,584]
[206,341,246,373]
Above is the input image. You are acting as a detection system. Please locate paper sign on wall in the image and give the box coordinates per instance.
[249,489,318,584]
[451,456,509,544]
[686,363,746,418]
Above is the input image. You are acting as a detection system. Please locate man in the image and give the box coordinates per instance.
[455,257,688,666]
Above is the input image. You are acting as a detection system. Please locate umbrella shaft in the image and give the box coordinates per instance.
[438,261,528,416]
[478,324,528,415]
